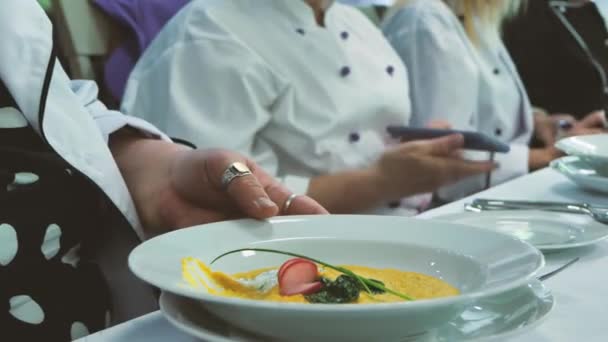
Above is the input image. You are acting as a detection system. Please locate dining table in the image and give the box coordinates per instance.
[77,167,608,342]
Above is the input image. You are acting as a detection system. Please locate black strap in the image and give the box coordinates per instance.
[37,26,58,140]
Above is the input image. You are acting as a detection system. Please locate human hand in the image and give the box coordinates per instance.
[373,134,496,199]
[565,110,607,137]
[110,135,327,238]
[534,112,575,147]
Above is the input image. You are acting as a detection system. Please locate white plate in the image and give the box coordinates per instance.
[555,134,608,161]
[551,155,608,194]
[129,215,543,341]
[159,280,554,342]
[435,210,608,251]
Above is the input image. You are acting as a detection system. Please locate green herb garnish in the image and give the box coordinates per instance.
[305,276,360,303]
[211,248,414,301]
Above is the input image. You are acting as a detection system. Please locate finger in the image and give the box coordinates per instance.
[423,134,465,157]
[569,128,605,137]
[264,182,329,215]
[199,150,279,218]
[550,114,576,122]
[580,110,606,128]
[226,174,279,220]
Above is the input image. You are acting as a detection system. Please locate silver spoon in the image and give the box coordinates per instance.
[469,199,608,225]
[538,257,580,281]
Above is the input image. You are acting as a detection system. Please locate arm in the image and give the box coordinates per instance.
[69,80,327,238]
[107,130,326,237]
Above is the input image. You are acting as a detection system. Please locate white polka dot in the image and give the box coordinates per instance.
[70,321,90,339]
[0,223,18,266]
[61,244,81,267]
[13,172,39,185]
[9,295,45,324]
[41,224,62,260]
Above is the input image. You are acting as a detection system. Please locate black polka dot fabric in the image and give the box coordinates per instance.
[1,81,111,341]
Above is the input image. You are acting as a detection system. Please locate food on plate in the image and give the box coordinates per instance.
[181,249,459,304]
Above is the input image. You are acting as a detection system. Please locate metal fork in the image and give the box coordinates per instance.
[468,199,608,225]
[538,257,580,281]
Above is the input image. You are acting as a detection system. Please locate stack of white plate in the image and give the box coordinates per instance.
[128,215,549,341]
[552,134,608,194]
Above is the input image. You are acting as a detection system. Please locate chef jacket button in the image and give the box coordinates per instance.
[341,31,349,40]
[495,128,502,136]
[493,68,500,75]
[349,132,360,143]
[296,28,305,35]
[388,201,401,209]
[340,66,351,77]
[386,65,395,76]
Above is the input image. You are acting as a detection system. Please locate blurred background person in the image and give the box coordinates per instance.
[383,0,606,202]
[504,0,608,120]
[121,0,496,216]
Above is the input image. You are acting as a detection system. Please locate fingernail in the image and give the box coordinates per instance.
[254,197,276,209]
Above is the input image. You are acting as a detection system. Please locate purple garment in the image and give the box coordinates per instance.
[93,0,189,101]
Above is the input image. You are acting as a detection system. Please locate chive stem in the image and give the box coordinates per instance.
[211,248,414,301]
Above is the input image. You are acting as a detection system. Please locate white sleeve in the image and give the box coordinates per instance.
[122,38,311,194]
[384,8,529,200]
[69,80,171,143]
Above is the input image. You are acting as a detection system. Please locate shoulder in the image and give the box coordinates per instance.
[133,0,266,77]
[0,0,52,50]
[333,3,380,31]
[383,0,460,37]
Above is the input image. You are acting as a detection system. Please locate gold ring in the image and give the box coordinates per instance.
[282,193,298,214]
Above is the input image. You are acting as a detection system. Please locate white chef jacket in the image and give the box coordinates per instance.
[338,0,396,6]
[0,0,170,240]
[123,0,422,214]
[382,0,534,201]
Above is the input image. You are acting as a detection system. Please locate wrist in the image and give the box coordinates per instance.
[307,166,388,213]
[529,147,562,170]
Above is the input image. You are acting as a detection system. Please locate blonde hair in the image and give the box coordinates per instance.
[391,0,525,45]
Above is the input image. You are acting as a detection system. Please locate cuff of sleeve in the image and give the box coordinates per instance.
[436,145,530,201]
[282,175,311,195]
[95,112,171,143]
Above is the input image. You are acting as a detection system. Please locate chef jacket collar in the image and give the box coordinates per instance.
[275,0,338,28]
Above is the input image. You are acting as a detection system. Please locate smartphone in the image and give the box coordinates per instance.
[386,126,511,153]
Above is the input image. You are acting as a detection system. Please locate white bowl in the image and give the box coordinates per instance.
[551,155,608,194]
[555,134,608,161]
[129,215,544,342]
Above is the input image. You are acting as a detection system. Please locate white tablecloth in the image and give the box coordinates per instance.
[78,168,608,342]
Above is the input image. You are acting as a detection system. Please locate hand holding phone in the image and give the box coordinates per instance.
[386,126,510,153]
